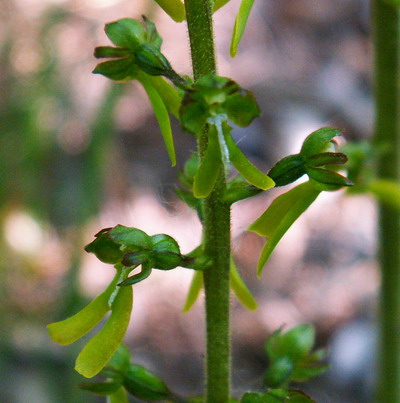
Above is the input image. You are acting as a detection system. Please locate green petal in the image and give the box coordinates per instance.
[230,257,257,310]
[248,182,320,276]
[105,19,146,50]
[93,58,138,82]
[300,127,342,158]
[138,75,176,166]
[75,285,133,378]
[223,124,275,190]
[153,0,186,22]
[94,46,131,59]
[183,271,204,312]
[230,0,256,57]
[193,127,222,198]
[47,272,120,345]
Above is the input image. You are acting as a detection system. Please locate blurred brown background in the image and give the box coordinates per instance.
[0,0,376,402]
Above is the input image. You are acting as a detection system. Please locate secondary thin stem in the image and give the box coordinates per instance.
[373,1,400,402]
[184,1,232,402]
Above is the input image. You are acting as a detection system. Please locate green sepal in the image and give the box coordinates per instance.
[224,176,262,204]
[153,0,186,23]
[306,167,354,191]
[223,123,275,190]
[94,46,131,58]
[248,182,320,276]
[105,18,147,51]
[230,257,257,310]
[47,271,120,345]
[138,74,176,166]
[230,0,256,57]
[183,270,204,312]
[107,387,129,403]
[75,284,133,378]
[93,57,138,82]
[300,127,342,158]
[306,152,348,167]
[109,225,152,251]
[122,363,172,400]
[193,126,222,198]
[268,154,306,187]
[222,85,260,127]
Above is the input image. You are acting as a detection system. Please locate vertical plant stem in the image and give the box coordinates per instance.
[184,1,231,402]
[373,1,400,402]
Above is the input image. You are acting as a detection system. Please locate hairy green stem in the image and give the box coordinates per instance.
[184,1,231,402]
[373,1,400,402]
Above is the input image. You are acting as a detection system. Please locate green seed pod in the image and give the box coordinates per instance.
[268,154,306,186]
[134,44,173,77]
[122,364,171,400]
